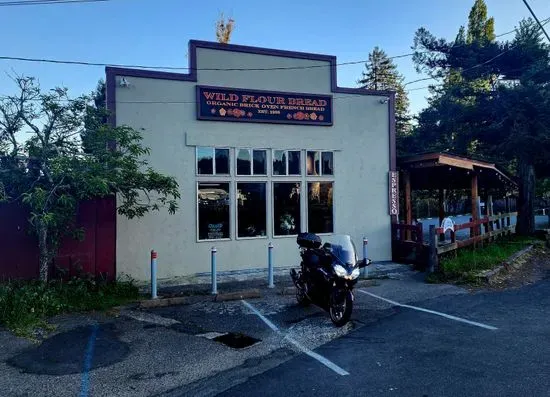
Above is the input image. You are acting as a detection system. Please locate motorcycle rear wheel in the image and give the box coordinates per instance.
[329,289,353,327]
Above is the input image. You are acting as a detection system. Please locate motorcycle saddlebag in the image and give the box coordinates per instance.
[296,232,322,249]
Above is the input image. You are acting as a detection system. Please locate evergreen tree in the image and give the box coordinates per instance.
[358,47,410,141]
[467,0,496,44]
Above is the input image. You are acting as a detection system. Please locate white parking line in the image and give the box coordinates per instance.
[241,300,349,376]
[358,290,498,331]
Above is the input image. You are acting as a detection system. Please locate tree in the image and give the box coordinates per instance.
[82,79,105,153]
[0,76,180,281]
[411,17,550,235]
[358,47,410,146]
[215,13,235,44]
[411,0,497,157]
[466,0,495,44]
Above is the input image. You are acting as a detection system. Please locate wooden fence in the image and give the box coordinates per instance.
[427,212,518,271]
[391,212,518,270]
[391,222,426,265]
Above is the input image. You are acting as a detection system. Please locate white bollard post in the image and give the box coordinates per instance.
[211,247,217,295]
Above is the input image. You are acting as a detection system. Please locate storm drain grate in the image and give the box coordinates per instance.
[212,332,261,349]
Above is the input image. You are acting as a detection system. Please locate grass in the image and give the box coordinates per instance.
[0,277,140,337]
[428,236,536,284]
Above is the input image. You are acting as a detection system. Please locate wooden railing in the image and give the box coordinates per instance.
[427,212,517,271]
[391,222,426,265]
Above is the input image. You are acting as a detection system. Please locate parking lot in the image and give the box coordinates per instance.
[1,268,550,397]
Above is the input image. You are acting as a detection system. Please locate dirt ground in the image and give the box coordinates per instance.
[481,244,550,290]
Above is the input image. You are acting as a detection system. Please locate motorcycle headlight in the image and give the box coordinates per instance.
[350,268,361,279]
[333,264,347,277]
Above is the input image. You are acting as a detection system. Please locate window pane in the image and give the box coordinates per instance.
[237,149,251,175]
[237,183,267,238]
[273,183,301,236]
[198,182,230,240]
[288,151,301,175]
[215,148,230,175]
[307,151,320,176]
[197,147,213,175]
[273,150,286,175]
[308,182,333,233]
[253,150,267,175]
[322,152,334,175]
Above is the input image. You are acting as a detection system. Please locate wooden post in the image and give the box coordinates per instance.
[428,225,438,273]
[438,188,445,242]
[471,173,479,239]
[404,171,412,240]
[487,195,494,216]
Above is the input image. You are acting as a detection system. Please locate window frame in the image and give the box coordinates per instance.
[272,149,302,177]
[272,181,303,238]
[307,150,334,177]
[196,146,232,176]
[235,181,269,240]
[236,148,268,176]
[196,181,233,242]
[306,180,335,235]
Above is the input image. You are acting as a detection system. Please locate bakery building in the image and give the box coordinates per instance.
[106,40,397,281]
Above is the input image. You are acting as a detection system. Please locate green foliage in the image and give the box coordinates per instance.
[410,0,550,234]
[357,47,411,142]
[0,76,180,280]
[435,236,534,283]
[0,278,139,337]
[466,0,495,44]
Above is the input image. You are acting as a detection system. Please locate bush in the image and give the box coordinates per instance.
[0,277,140,336]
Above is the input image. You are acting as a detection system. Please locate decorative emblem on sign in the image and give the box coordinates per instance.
[389,171,399,216]
[441,217,455,233]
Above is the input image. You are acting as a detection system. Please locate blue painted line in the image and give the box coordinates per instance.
[80,323,99,397]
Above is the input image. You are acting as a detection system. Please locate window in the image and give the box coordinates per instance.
[308,182,333,233]
[273,182,301,236]
[307,151,333,176]
[273,150,301,175]
[197,182,230,240]
[197,147,230,175]
[237,149,267,175]
[237,183,267,238]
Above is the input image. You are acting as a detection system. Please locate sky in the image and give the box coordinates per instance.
[0,0,548,116]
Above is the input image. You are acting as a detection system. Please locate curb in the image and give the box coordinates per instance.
[476,244,534,285]
[138,288,261,308]
[213,289,261,302]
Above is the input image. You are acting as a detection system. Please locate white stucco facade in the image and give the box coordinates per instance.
[107,40,396,281]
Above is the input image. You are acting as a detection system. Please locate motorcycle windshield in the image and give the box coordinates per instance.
[324,235,358,267]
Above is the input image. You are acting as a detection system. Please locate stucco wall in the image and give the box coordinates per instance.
[112,43,392,281]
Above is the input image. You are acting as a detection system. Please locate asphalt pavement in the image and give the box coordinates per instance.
[217,279,550,397]
[1,269,549,397]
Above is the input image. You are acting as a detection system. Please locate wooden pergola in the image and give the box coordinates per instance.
[398,153,517,228]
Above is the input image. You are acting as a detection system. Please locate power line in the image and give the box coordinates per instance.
[0,18,547,75]
[0,0,109,6]
[521,0,550,42]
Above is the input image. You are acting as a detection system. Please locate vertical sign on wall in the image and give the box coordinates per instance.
[389,171,399,216]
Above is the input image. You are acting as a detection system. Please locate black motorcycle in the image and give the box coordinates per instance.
[290,233,371,327]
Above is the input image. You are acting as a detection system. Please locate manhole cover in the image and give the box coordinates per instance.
[213,333,261,349]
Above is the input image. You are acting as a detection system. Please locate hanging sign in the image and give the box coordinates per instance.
[197,86,333,126]
[389,171,399,216]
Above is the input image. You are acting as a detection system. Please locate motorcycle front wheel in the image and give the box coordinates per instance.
[329,288,353,327]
